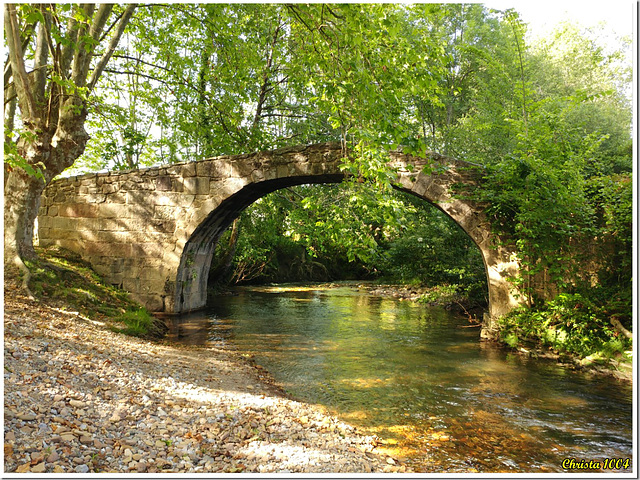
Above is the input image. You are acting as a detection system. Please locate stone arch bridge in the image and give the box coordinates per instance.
[37,142,521,332]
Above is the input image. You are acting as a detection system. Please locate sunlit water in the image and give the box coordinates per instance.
[167,283,634,473]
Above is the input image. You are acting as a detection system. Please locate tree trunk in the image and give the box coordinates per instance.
[4,168,45,262]
[208,218,241,285]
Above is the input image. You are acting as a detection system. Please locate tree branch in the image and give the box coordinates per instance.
[611,316,632,340]
[101,68,171,86]
[87,4,137,93]
[89,4,114,44]
[60,6,81,77]
[252,20,282,130]
[4,4,38,123]
[4,24,36,86]
[33,5,51,105]
[111,54,173,74]
[71,4,96,87]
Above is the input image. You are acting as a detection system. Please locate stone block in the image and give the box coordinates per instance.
[109,273,124,287]
[183,177,210,195]
[141,276,170,294]
[182,162,197,177]
[412,176,433,198]
[96,204,128,219]
[123,277,141,293]
[92,262,111,277]
[196,161,213,177]
[425,182,446,199]
[37,215,52,229]
[211,160,232,177]
[47,228,83,241]
[231,159,257,177]
[111,258,125,275]
[102,184,117,194]
[135,294,164,312]
[166,165,183,175]
[154,220,176,234]
[140,179,156,190]
[37,227,50,240]
[82,193,106,204]
[156,176,172,191]
[109,192,127,204]
[80,176,98,186]
[168,178,183,192]
[53,239,83,252]
[293,161,311,176]
[276,164,289,178]
[148,192,191,207]
[123,203,155,219]
[251,169,265,183]
[84,241,132,257]
[395,175,414,190]
[59,204,98,218]
[154,206,180,220]
[131,243,164,258]
[311,163,324,175]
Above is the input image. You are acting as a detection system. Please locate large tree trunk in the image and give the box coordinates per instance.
[4,168,45,262]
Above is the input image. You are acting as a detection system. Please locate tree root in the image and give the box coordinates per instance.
[11,254,37,302]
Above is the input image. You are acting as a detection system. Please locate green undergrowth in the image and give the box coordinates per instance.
[19,246,163,338]
[497,291,632,368]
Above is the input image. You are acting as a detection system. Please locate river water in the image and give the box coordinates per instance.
[168,283,634,473]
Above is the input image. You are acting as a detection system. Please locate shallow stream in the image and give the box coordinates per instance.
[167,283,633,473]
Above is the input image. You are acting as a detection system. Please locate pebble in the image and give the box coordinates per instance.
[3,292,407,474]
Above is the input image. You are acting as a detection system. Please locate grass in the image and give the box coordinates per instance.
[10,245,164,338]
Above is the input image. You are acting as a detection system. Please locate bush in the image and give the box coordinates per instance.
[112,308,155,337]
[498,292,632,361]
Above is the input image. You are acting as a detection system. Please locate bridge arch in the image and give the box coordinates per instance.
[38,142,521,333]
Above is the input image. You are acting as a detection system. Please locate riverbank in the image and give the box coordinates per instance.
[4,276,408,474]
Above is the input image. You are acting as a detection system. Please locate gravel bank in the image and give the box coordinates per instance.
[4,292,408,474]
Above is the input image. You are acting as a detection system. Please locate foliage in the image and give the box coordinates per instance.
[449,18,633,310]
[218,182,405,284]
[498,292,632,361]
[217,183,488,310]
[378,194,487,304]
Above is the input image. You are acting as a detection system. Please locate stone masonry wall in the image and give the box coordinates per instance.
[38,143,346,312]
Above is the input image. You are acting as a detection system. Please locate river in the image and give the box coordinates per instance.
[167,283,634,473]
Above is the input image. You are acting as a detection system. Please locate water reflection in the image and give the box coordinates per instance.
[168,284,633,473]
